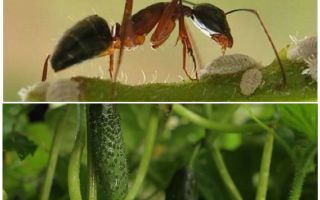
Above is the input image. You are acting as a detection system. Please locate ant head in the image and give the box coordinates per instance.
[191,3,233,49]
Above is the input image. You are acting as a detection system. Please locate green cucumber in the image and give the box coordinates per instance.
[88,104,128,200]
[165,167,198,200]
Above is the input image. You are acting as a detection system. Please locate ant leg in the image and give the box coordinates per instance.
[42,55,50,82]
[182,44,194,80]
[151,0,178,48]
[109,54,114,79]
[114,0,133,82]
[185,23,201,79]
[226,9,286,86]
[178,1,198,80]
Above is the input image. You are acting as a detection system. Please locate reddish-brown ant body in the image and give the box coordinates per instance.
[42,0,286,86]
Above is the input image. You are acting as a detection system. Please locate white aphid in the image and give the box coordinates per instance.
[200,54,263,96]
[200,54,261,78]
[46,79,80,101]
[287,36,317,81]
[302,56,317,81]
[18,82,50,101]
[240,68,263,96]
[287,36,317,61]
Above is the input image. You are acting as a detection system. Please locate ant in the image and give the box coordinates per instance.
[42,0,286,86]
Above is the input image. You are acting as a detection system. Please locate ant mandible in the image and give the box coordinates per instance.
[42,0,286,86]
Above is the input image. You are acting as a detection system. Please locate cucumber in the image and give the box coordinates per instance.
[88,104,128,200]
[165,167,198,200]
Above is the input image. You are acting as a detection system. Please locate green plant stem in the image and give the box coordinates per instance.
[40,106,71,200]
[86,105,97,200]
[173,104,262,133]
[188,142,201,169]
[125,110,159,200]
[245,106,274,200]
[68,105,86,200]
[289,144,317,200]
[206,139,243,200]
[255,132,274,200]
[204,105,243,200]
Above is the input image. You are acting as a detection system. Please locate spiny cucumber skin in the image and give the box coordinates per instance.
[88,104,128,200]
[165,167,198,200]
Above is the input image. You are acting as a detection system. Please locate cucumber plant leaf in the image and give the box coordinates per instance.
[4,132,38,160]
[278,104,317,142]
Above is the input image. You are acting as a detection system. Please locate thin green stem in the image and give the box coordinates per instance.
[245,107,274,200]
[207,142,243,200]
[86,105,97,200]
[173,104,262,133]
[40,106,71,200]
[255,132,274,200]
[188,142,201,169]
[125,110,159,200]
[204,105,243,200]
[68,105,86,200]
[289,144,317,200]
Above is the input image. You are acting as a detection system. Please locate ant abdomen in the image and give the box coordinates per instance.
[51,15,113,72]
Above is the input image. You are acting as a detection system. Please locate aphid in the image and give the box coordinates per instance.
[240,68,263,96]
[303,56,317,81]
[288,36,317,81]
[42,0,286,86]
[287,36,317,61]
[201,54,263,96]
[200,54,261,78]
[46,79,80,101]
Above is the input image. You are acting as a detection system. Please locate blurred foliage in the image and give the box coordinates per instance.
[3,104,317,200]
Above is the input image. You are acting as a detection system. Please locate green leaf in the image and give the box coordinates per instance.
[4,132,38,160]
[278,105,317,142]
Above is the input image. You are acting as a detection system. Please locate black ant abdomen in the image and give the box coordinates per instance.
[51,15,113,72]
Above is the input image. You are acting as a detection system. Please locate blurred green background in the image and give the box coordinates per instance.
[4,0,316,101]
[3,104,317,199]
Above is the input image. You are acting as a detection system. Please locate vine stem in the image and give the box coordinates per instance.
[206,141,243,200]
[289,144,317,200]
[86,105,97,200]
[172,104,262,133]
[204,105,243,200]
[68,105,86,200]
[245,106,274,200]
[255,132,274,200]
[125,110,159,200]
[188,142,201,169]
[40,106,72,200]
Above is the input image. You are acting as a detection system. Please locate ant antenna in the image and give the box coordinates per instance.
[182,0,196,6]
[226,9,287,86]
[42,55,50,82]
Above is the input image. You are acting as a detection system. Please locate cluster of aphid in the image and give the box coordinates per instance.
[42,0,286,86]
[200,54,263,96]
